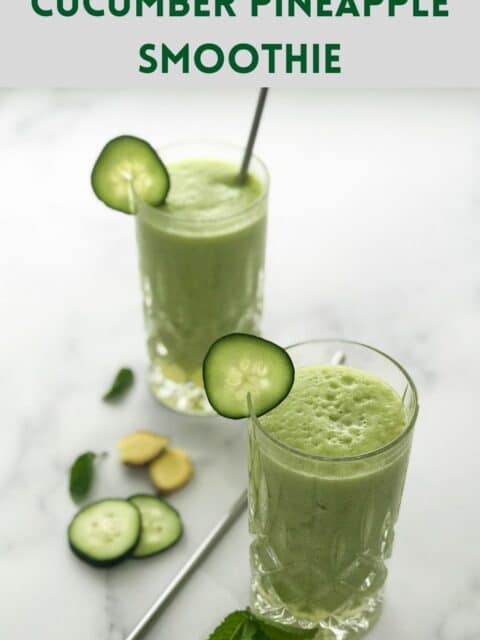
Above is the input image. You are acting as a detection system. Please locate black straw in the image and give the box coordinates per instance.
[238,88,269,185]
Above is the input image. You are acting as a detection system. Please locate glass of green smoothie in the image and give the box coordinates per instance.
[135,142,269,415]
[248,339,418,637]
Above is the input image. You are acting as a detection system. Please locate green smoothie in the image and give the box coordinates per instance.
[249,364,414,635]
[136,156,268,413]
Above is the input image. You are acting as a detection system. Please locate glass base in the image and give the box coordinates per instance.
[250,585,384,640]
[148,364,214,416]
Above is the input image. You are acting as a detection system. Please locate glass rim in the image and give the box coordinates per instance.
[135,140,270,225]
[251,338,419,463]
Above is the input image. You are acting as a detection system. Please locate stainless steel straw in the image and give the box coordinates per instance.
[237,88,269,185]
[124,349,346,640]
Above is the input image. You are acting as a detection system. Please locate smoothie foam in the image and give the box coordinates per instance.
[260,365,406,457]
[162,159,263,223]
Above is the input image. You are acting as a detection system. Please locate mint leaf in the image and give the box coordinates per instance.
[238,620,259,640]
[207,611,251,640]
[206,611,317,640]
[206,610,317,640]
[69,452,96,503]
[103,367,134,402]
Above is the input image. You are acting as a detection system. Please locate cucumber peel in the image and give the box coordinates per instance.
[203,334,295,419]
[91,135,170,214]
[68,498,141,567]
[128,495,183,558]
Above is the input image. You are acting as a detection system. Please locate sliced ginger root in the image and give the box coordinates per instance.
[149,448,193,493]
[118,431,169,466]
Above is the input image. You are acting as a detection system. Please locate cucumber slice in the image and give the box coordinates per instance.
[91,135,170,214]
[203,333,295,419]
[128,495,183,558]
[68,499,141,567]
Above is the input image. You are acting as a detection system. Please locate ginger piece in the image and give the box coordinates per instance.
[118,431,169,466]
[149,448,193,493]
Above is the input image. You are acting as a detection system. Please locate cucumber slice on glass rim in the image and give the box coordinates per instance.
[203,334,295,419]
[128,495,183,558]
[91,135,170,214]
[67,498,141,567]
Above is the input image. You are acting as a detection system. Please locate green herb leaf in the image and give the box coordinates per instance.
[207,611,251,640]
[69,452,96,503]
[238,620,260,640]
[206,611,316,640]
[103,368,134,402]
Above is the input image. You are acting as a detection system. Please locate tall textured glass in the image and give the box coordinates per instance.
[249,340,418,638]
[135,142,269,415]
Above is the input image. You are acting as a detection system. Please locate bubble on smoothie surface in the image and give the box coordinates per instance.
[260,365,406,457]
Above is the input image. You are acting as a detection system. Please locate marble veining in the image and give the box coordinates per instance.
[1,89,480,639]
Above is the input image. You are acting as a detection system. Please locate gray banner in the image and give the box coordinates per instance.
[1,1,478,87]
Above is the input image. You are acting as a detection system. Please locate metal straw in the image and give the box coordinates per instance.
[331,350,346,366]
[124,349,346,640]
[237,88,269,185]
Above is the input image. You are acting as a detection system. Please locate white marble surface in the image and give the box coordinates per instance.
[1,89,480,639]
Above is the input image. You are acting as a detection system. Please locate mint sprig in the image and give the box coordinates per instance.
[103,367,134,402]
[207,611,316,640]
[69,452,96,503]
[207,611,250,640]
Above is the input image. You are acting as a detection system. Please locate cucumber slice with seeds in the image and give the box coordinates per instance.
[91,135,170,214]
[128,495,183,558]
[203,333,295,419]
[68,499,141,567]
